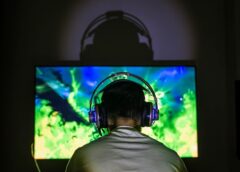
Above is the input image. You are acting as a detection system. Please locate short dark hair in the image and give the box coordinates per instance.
[101,80,145,121]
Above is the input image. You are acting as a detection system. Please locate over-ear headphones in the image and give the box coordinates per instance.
[80,10,153,62]
[89,72,159,129]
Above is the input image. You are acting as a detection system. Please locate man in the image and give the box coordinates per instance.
[65,80,188,172]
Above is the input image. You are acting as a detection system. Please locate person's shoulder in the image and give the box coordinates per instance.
[141,134,187,170]
[74,135,109,153]
[139,132,164,146]
[140,133,181,158]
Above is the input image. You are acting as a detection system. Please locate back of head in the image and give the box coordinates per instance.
[101,80,145,122]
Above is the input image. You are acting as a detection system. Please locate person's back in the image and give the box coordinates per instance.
[66,126,187,172]
[65,75,188,172]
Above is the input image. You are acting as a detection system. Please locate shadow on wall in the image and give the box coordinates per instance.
[59,0,196,61]
[79,10,154,64]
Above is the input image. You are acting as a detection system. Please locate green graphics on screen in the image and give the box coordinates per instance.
[34,66,198,159]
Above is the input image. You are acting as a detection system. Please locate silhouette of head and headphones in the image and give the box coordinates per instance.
[80,11,153,64]
[88,72,159,133]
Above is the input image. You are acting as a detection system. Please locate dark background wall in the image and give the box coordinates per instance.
[3,0,240,171]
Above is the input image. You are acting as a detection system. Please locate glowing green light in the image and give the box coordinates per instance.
[142,89,198,157]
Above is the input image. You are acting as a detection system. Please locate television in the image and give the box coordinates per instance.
[34,64,198,159]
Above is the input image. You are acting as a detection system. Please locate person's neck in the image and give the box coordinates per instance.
[108,117,141,131]
[115,117,137,127]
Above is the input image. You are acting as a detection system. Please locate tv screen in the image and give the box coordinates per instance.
[34,65,198,159]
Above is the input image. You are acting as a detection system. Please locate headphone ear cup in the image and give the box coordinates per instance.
[95,104,108,128]
[142,102,153,126]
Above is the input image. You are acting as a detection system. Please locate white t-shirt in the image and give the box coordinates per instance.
[66,126,188,172]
